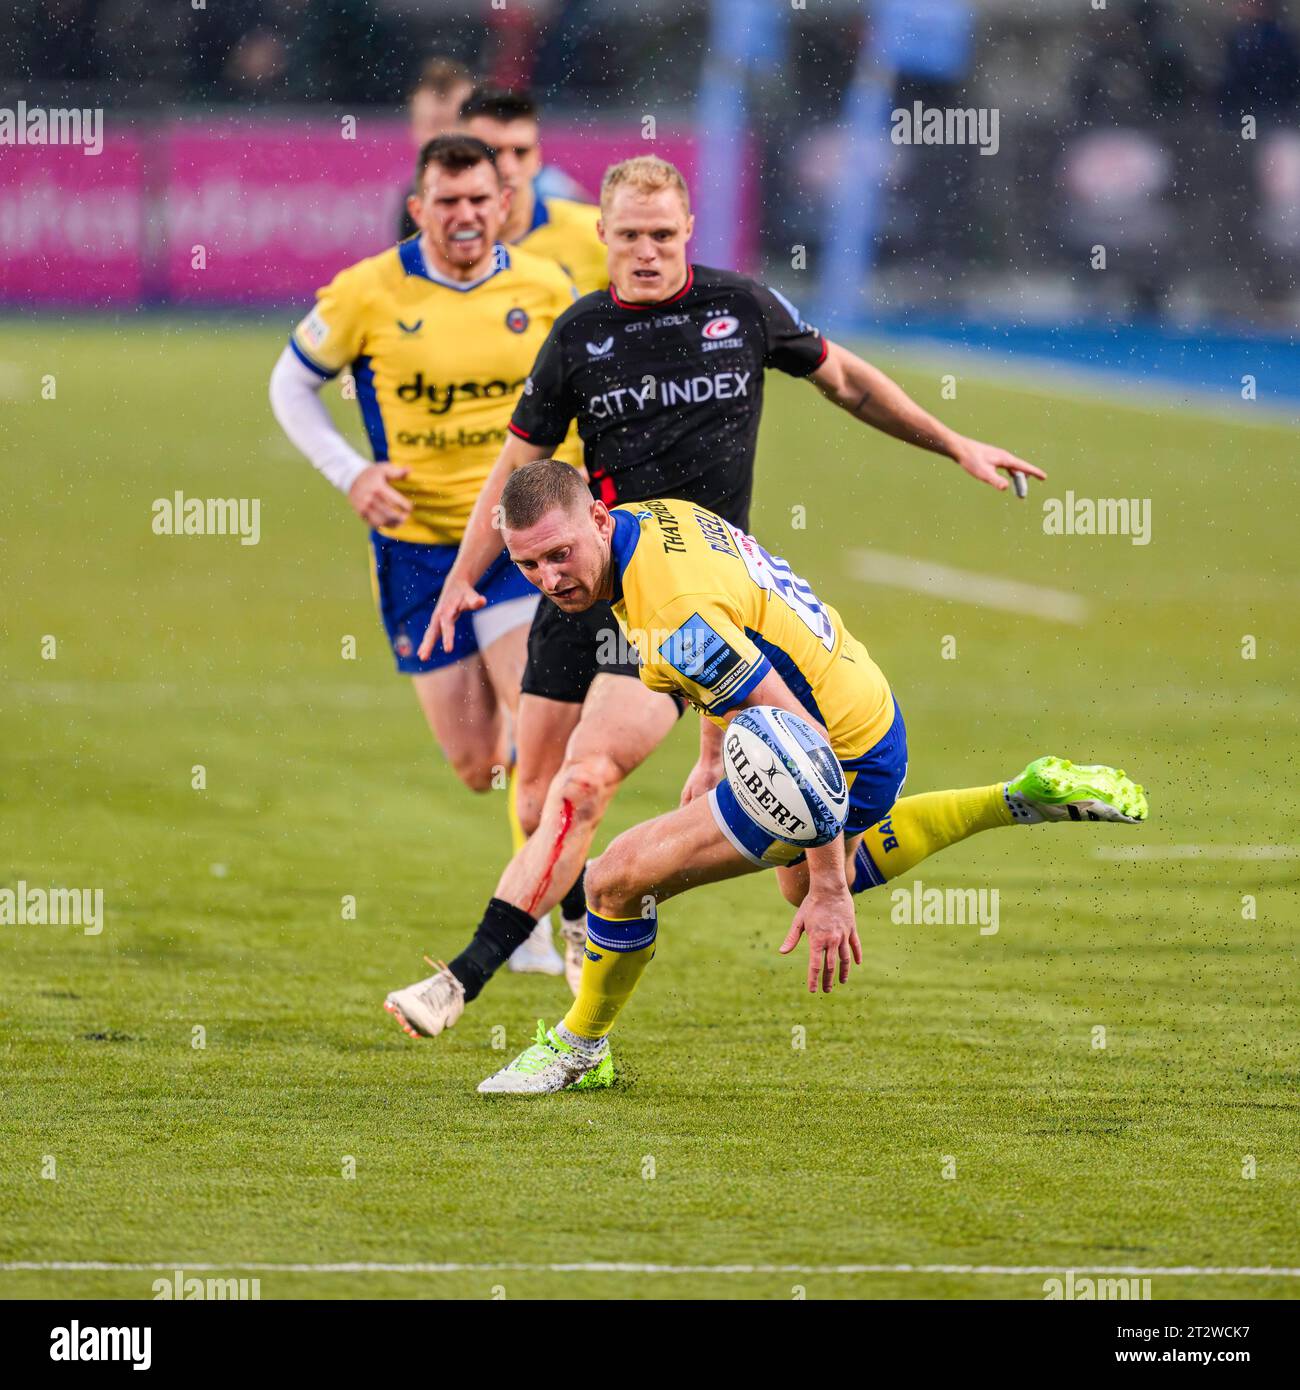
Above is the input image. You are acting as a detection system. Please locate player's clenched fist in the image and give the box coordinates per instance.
[421,574,486,659]
[780,885,862,993]
[348,463,412,529]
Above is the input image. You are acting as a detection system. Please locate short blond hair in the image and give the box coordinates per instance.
[501,458,589,531]
[600,155,691,215]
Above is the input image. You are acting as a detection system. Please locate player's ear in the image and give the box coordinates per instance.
[683,212,695,241]
[406,193,424,232]
[596,217,607,246]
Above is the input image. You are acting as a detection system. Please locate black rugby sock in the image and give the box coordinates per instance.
[559,867,587,922]
[448,898,536,1001]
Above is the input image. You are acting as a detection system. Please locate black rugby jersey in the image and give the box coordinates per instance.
[508,265,827,529]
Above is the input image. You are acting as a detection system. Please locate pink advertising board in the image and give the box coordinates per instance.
[0,136,145,305]
[0,117,755,307]
[162,118,754,304]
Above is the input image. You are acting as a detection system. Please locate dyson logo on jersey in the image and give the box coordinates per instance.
[396,372,527,414]
[588,370,752,420]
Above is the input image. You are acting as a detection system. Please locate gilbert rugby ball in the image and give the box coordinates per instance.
[723,706,848,848]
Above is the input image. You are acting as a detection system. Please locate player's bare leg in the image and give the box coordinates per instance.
[385,673,679,1038]
[495,673,679,920]
[476,614,530,720]
[511,693,580,838]
[505,692,578,977]
[476,628,570,973]
[410,652,508,792]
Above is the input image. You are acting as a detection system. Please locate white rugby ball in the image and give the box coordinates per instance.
[723,706,848,848]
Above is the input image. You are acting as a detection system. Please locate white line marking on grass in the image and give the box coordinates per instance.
[3,1261,1298,1278]
[1095,845,1300,861]
[847,549,1089,624]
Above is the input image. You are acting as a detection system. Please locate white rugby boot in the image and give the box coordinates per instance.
[384,958,466,1039]
[508,912,564,975]
[478,1020,614,1095]
[559,912,587,995]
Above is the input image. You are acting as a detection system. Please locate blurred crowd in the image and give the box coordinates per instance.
[4,0,1298,319]
[1,0,692,109]
[7,0,1296,121]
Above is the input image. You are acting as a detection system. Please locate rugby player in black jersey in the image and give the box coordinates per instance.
[383,155,1043,1041]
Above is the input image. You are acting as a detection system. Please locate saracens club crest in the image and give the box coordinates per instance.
[702,314,740,339]
[505,307,529,333]
[394,632,415,658]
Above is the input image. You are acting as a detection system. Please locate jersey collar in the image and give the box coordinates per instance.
[609,266,695,311]
[608,508,642,601]
[398,236,512,290]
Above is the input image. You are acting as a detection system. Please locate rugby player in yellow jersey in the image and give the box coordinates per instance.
[459,87,608,294]
[269,136,578,833]
[474,462,1148,1094]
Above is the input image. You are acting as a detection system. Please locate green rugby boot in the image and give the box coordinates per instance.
[1005,756,1148,825]
[477,1019,614,1095]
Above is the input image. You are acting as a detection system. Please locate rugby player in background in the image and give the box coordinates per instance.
[460,87,608,295]
[271,136,579,972]
[397,57,475,241]
[383,155,1045,1042]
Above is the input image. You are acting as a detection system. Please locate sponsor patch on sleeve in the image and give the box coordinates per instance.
[659,613,746,694]
[298,307,329,350]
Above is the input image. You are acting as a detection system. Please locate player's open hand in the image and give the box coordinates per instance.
[951,437,1045,493]
[349,463,412,529]
[421,574,487,659]
[780,885,861,993]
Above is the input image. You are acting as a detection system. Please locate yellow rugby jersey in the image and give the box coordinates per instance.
[609,499,894,761]
[516,196,608,295]
[290,239,579,545]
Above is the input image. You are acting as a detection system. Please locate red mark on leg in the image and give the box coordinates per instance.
[523,797,575,918]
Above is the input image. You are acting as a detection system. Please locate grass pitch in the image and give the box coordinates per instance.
[1,318,1297,1300]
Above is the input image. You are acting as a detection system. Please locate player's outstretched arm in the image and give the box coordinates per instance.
[728,668,859,993]
[419,433,551,659]
[809,340,1046,492]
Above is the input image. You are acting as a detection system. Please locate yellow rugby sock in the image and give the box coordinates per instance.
[854,784,1014,889]
[562,907,657,1041]
[506,765,526,854]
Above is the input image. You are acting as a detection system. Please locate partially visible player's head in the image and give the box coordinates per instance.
[460,87,544,231]
[409,135,508,278]
[598,157,694,304]
[408,56,474,148]
[501,460,611,612]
